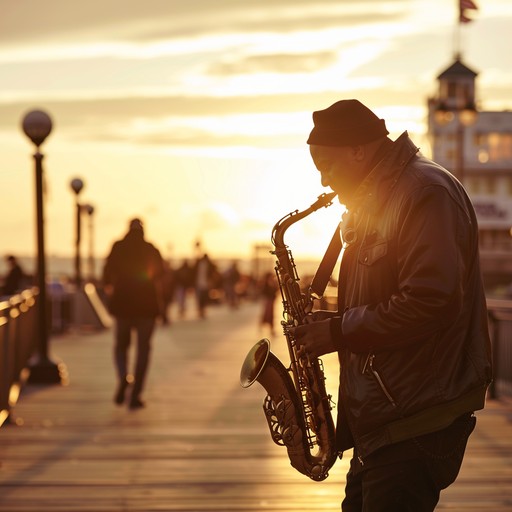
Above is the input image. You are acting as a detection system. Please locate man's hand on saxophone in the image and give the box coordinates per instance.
[292,315,337,358]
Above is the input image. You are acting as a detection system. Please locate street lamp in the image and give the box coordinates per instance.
[70,178,84,287]
[83,204,95,282]
[21,109,65,384]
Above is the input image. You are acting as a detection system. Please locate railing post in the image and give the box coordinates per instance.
[488,312,498,400]
[0,301,10,426]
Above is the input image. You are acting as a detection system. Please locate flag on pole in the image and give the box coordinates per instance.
[460,0,478,23]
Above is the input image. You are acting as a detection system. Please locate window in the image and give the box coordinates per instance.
[484,176,496,194]
[446,149,456,164]
[487,132,512,162]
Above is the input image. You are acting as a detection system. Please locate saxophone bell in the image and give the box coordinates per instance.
[240,338,270,389]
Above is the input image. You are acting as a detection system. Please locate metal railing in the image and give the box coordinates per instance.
[487,297,512,399]
[0,288,39,426]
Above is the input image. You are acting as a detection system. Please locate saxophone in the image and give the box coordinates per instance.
[240,192,338,481]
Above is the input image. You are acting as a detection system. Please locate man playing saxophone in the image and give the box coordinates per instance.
[293,99,492,511]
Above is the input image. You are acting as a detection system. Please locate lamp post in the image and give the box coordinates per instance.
[70,178,84,287]
[21,109,64,384]
[83,204,95,282]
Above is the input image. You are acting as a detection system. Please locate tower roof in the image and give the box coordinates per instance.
[437,57,478,80]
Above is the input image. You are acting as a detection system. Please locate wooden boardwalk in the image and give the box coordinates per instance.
[0,300,511,511]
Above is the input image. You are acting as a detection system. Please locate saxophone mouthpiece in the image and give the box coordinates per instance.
[322,191,337,201]
[315,191,337,209]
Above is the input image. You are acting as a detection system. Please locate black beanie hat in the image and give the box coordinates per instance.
[307,99,389,147]
[129,218,144,231]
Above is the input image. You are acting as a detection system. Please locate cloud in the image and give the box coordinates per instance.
[199,202,240,231]
[1,0,510,152]
[0,0,407,47]
[0,83,454,152]
[208,51,337,75]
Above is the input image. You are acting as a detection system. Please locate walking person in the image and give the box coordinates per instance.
[223,260,241,309]
[160,260,176,325]
[292,99,492,511]
[1,255,26,296]
[194,253,213,319]
[174,259,195,319]
[103,218,164,409]
[259,271,278,336]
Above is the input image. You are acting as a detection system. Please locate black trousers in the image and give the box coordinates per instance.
[114,316,155,398]
[342,413,476,512]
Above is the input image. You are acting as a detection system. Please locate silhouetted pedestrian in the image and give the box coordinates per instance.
[174,259,195,319]
[194,253,213,319]
[160,260,176,325]
[260,271,278,335]
[224,260,241,309]
[103,218,164,409]
[1,255,26,296]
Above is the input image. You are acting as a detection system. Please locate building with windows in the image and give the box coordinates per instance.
[427,55,512,292]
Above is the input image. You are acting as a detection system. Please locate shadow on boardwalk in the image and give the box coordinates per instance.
[1,301,511,511]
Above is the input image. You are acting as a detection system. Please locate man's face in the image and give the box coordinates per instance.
[309,144,363,202]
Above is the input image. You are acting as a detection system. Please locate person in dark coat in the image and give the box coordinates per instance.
[103,218,164,409]
[194,253,214,319]
[259,271,278,335]
[1,255,25,296]
[160,260,176,325]
[293,99,492,511]
[174,259,195,319]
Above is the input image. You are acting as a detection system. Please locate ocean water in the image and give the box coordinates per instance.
[0,254,330,285]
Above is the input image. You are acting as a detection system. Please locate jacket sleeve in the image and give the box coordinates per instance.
[340,184,472,353]
[102,242,119,286]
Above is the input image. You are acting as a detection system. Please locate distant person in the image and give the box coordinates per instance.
[194,253,213,319]
[260,271,278,335]
[1,255,25,296]
[223,260,241,309]
[103,218,164,409]
[174,259,195,319]
[160,260,176,325]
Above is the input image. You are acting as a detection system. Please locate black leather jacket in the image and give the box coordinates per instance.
[331,132,492,461]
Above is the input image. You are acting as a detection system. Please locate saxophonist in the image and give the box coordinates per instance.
[293,99,492,512]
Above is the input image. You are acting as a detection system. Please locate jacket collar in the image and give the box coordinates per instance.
[349,131,419,215]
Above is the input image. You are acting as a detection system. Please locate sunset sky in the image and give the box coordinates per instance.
[1,0,511,271]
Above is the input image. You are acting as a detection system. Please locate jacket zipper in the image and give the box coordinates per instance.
[343,214,371,467]
[368,354,397,408]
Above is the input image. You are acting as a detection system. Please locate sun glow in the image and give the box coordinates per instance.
[1,0,511,266]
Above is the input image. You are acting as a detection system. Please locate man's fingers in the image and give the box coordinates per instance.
[293,324,306,340]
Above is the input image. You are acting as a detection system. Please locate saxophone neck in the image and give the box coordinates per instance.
[271,192,337,249]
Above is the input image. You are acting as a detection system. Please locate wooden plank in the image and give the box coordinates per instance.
[0,301,511,512]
